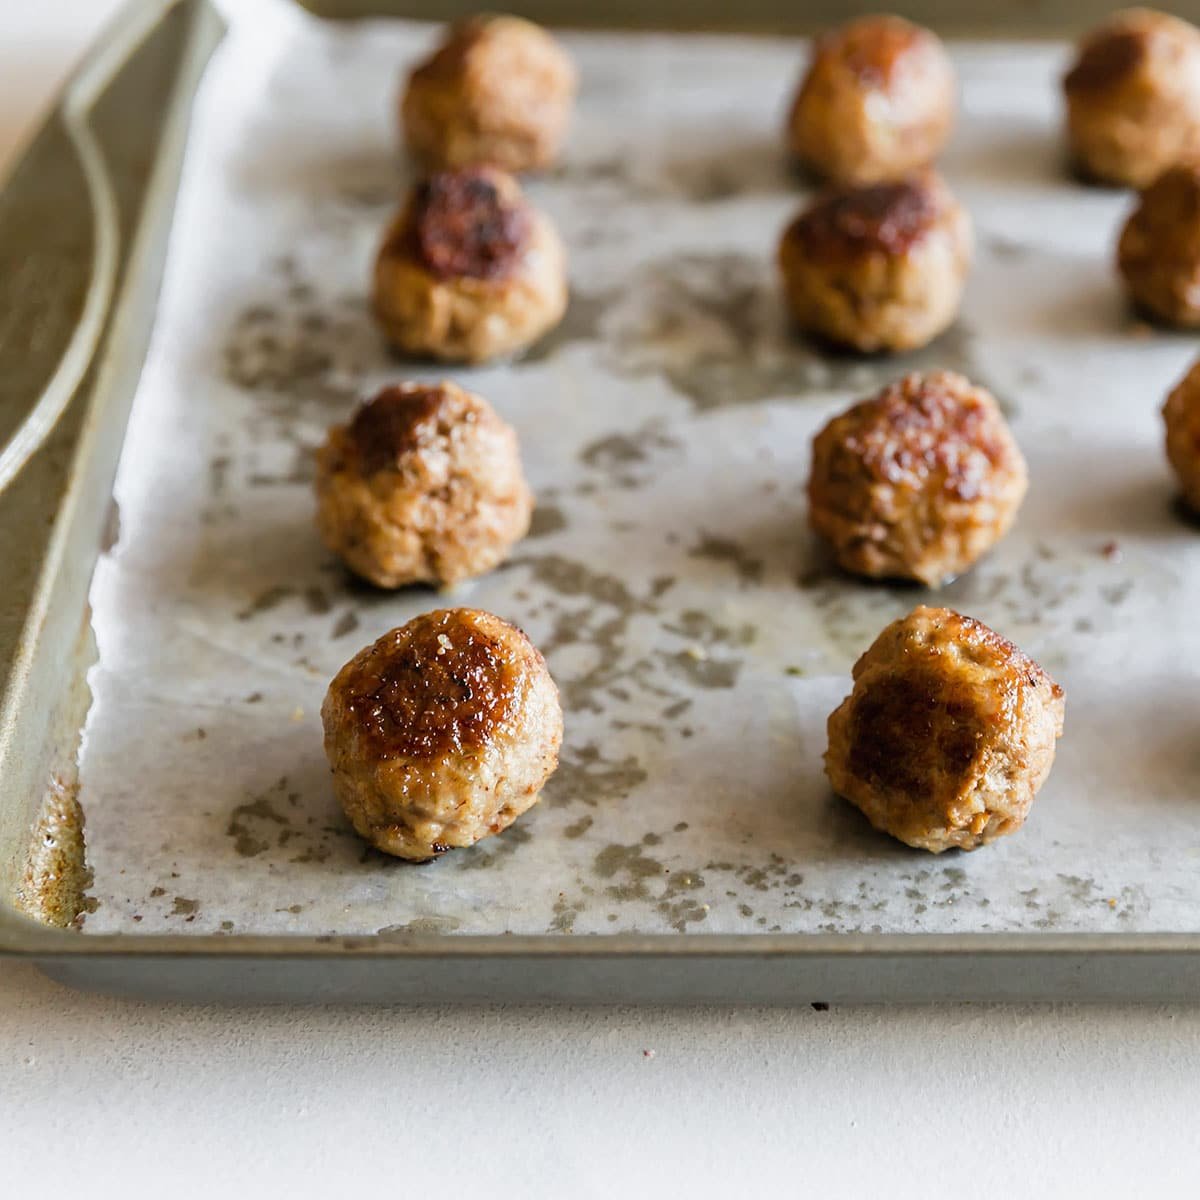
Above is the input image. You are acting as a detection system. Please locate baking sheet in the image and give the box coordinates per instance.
[77,4,1200,938]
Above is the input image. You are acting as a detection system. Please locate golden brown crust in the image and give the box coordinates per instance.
[373,168,567,363]
[334,609,528,761]
[786,179,941,263]
[322,608,563,861]
[345,385,447,473]
[1164,356,1200,511]
[1117,163,1200,327]
[315,381,533,588]
[402,168,532,281]
[401,15,576,174]
[787,16,955,185]
[826,606,1065,853]
[778,173,972,354]
[1064,25,1149,93]
[807,372,1028,586]
[816,371,1018,496]
[1063,8,1200,187]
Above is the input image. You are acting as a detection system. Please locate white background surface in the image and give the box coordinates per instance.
[2,4,1200,1196]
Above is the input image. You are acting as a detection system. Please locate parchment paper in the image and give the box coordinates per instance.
[78,4,1200,937]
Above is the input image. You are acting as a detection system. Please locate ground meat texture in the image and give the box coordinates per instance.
[807,371,1027,586]
[315,381,533,588]
[787,15,955,186]
[401,15,576,173]
[1117,163,1200,327]
[1164,356,1200,512]
[778,172,971,353]
[825,606,1065,853]
[373,165,567,363]
[322,608,563,861]
[1063,9,1200,188]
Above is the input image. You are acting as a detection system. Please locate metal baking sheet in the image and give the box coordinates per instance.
[67,4,1200,946]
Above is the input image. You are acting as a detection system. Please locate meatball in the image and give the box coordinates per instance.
[401,14,577,173]
[787,15,956,186]
[314,381,533,589]
[323,608,563,861]
[1117,163,1200,326]
[373,166,568,363]
[1063,8,1200,188]
[807,371,1027,586]
[1164,356,1200,512]
[826,605,1065,853]
[778,173,972,353]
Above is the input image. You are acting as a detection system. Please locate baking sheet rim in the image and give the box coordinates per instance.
[4,1,1200,1004]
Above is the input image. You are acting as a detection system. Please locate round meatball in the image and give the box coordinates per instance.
[778,173,972,353]
[808,371,1027,586]
[1117,162,1200,326]
[787,15,956,186]
[401,14,576,173]
[373,166,568,363]
[1164,356,1200,512]
[1063,8,1200,188]
[314,381,533,589]
[323,608,563,861]
[826,605,1065,853]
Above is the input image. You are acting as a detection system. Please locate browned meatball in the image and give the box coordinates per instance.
[826,606,1065,853]
[787,15,956,186]
[1064,8,1200,188]
[808,371,1027,586]
[1164,356,1200,512]
[315,381,533,589]
[373,166,567,363]
[322,608,563,861]
[778,173,972,353]
[401,15,577,173]
[1117,163,1200,326]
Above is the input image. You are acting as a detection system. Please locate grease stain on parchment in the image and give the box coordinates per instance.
[378,916,463,937]
[592,252,1005,414]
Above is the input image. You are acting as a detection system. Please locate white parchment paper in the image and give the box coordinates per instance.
[78,5,1200,936]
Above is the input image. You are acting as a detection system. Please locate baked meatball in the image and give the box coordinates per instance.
[1063,8,1200,188]
[373,166,568,363]
[323,608,563,861]
[808,371,1027,586]
[787,15,956,185]
[315,381,533,589]
[778,173,972,353]
[1117,163,1200,326]
[826,606,1065,853]
[401,15,576,174]
[1164,356,1200,512]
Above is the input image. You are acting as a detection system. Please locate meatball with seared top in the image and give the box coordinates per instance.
[826,606,1065,853]
[315,381,533,589]
[401,15,576,174]
[778,173,971,353]
[808,371,1027,586]
[1117,162,1200,327]
[373,166,567,363]
[1164,356,1200,513]
[787,15,956,185]
[323,608,563,861]
[1064,9,1200,188]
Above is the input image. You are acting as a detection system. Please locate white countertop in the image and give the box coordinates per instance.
[2,5,1199,1196]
